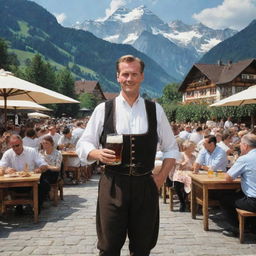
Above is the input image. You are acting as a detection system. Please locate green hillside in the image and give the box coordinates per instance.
[0,0,176,96]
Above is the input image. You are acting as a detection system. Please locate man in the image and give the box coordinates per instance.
[22,128,40,150]
[224,116,233,130]
[47,124,61,148]
[76,55,179,256]
[178,125,191,140]
[72,121,85,139]
[0,134,48,213]
[58,127,81,174]
[189,126,203,145]
[58,127,79,150]
[220,133,256,237]
[194,135,228,173]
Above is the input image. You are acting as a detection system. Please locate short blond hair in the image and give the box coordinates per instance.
[116,55,145,74]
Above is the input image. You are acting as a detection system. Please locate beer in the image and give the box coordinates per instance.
[207,166,214,178]
[106,134,123,165]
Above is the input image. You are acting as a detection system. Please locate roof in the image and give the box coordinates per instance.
[179,58,256,91]
[74,80,106,100]
[74,80,99,94]
[103,92,119,100]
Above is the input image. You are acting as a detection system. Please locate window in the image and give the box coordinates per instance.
[199,89,206,96]
[222,87,232,98]
[210,88,216,95]
[241,74,256,80]
[186,91,194,98]
[235,86,247,93]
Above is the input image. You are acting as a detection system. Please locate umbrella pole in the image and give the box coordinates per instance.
[4,95,7,129]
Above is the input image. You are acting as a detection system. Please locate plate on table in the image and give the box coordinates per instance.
[4,173,19,178]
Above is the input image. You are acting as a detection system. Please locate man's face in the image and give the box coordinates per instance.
[240,141,248,155]
[49,127,56,135]
[10,138,23,155]
[203,138,215,153]
[65,132,72,139]
[117,61,144,98]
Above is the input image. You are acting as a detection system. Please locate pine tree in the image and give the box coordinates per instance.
[55,67,79,117]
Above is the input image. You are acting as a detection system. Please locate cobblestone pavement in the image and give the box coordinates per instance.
[0,174,256,256]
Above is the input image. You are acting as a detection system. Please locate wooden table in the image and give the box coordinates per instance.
[189,172,240,231]
[0,174,41,223]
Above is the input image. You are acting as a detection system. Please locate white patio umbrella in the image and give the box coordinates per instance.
[210,85,256,107]
[0,69,79,125]
[0,100,52,111]
[28,112,51,119]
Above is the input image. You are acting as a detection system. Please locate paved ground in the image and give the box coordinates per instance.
[0,174,256,256]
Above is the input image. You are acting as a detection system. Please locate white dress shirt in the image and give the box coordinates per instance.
[76,94,179,165]
[0,146,47,172]
[22,136,40,150]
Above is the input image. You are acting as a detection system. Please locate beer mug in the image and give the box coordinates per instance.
[106,134,123,165]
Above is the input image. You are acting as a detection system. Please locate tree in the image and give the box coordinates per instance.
[0,37,19,71]
[159,83,182,105]
[0,38,9,69]
[55,67,79,117]
[24,54,57,91]
[79,93,98,109]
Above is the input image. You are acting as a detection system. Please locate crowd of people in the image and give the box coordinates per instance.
[159,118,256,237]
[0,117,89,213]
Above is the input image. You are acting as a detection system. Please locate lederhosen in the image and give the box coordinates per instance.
[96,98,159,256]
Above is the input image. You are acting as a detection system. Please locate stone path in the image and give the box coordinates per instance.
[0,175,256,256]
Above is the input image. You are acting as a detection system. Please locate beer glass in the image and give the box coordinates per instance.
[207,166,214,178]
[106,134,123,165]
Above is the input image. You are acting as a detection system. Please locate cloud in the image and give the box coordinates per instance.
[105,0,127,17]
[54,13,67,25]
[193,0,256,30]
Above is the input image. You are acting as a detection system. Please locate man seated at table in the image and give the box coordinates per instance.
[194,135,228,173]
[0,134,48,214]
[58,127,81,182]
[220,133,256,237]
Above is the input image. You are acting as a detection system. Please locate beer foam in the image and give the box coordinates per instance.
[106,135,123,143]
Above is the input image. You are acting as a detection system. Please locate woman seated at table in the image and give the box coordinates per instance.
[0,132,11,158]
[172,140,196,212]
[40,135,63,190]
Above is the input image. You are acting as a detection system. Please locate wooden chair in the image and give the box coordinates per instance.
[50,177,64,206]
[236,208,256,243]
[169,186,176,211]
[64,166,81,184]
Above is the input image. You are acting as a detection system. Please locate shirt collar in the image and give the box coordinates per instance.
[117,93,142,106]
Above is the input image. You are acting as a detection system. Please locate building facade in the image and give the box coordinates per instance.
[179,59,256,104]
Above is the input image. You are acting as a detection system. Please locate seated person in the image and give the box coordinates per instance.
[194,135,228,173]
[58,127,78,151]
[58,127,81,181]
[0,132,11,158]
[173,140,196,212]
[40,135,63,187]
[0,134,48,213]
[220,133,256,237]
[22,128,40,151]
[217,132,233,156]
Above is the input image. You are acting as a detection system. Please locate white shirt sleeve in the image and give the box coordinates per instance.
[76,103,105,165]
[155,103,180,160]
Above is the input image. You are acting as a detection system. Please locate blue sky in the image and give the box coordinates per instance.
[31,0,256,30]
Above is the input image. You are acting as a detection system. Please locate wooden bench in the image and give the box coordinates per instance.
[236,208,256,243]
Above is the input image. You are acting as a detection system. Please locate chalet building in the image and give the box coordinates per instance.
[179,59,256,104]
[74,80,106,101]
